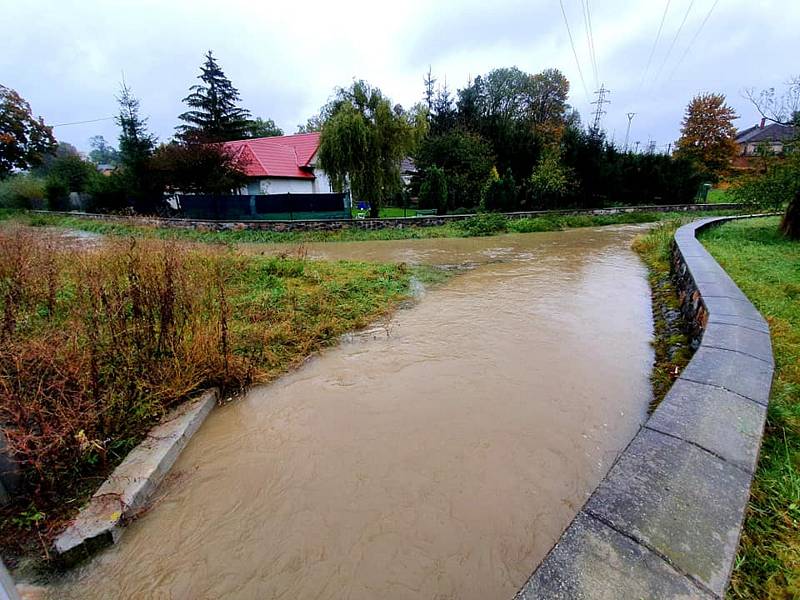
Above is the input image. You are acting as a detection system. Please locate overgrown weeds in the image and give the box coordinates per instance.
[0,227,411,568]
[455,213,509,236]
[631,219,696,408]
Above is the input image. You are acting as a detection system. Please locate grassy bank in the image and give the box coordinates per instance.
[632,219,696,407]
[0,227,417,571]
[699,217,799,599]
[2,209,745,244]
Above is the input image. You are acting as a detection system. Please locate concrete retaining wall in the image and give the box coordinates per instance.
[515,216,773,599]
[34,203,742,233]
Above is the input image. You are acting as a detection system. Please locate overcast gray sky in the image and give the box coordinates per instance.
[3,0,797,153]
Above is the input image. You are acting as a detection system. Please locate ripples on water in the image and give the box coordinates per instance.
[50,226,654,600]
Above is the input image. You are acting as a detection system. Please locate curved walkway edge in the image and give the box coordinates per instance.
[515,216,774,600]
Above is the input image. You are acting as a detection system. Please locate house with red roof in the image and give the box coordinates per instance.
[224,132,332,195]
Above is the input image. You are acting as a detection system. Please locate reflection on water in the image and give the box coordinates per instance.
[50,226,653,600]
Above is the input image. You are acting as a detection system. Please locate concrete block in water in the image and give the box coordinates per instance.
[53,388,217,565]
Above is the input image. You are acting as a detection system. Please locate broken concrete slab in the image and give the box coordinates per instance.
[515,512,713,600]
[680,346,773,406]
[647,378,767,473]
[583,428,752,596]
[53,388,218,565]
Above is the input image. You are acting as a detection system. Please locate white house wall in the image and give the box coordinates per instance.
[312,168,333,194]
[246,178,315,195]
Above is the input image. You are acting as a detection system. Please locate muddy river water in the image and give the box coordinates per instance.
[51,225,654,600]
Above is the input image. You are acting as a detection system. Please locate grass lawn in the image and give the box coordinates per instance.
[350,206,427,218]
[707,188,734,204]
[0,227,423,573]
[1,208,747,245]
[699,217,800,599]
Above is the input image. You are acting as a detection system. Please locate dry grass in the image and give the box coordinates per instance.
[0,227,412,568]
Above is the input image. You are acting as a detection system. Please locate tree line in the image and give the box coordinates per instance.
[2,53,797,232]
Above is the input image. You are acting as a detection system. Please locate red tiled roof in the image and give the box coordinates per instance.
[224,132,320,179]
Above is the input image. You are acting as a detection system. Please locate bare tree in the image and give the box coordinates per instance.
[744,76,800,125]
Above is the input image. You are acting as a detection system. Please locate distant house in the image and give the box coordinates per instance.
[735,118,796,158]
[223,132,332,195]
[95,163,116,176]
[400,157,417,187]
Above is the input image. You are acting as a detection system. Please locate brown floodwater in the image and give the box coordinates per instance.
[49,225,654,600]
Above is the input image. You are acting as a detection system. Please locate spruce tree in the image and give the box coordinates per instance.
[118,82,156,168]
[177,51,251,143]
[116,82,161,211]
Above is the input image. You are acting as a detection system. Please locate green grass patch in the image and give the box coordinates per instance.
[699,217,800,599]
[707,188,734,204]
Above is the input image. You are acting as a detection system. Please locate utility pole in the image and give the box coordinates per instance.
[624,112,635,151]
[590,84,611,133]
[665,142,672,155]
[634,141,641,154]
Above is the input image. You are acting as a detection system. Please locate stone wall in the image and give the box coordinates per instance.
[34,203,742,233]
[515,216,774,599]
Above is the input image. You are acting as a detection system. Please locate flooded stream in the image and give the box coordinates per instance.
[50,225,654,600]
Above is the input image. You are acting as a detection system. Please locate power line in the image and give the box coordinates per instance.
[579,0,599,88]
[52,116,115,128]
[585,0,600,86]
[559,0,591,102]
[640,0,671,89]
[651,0,696,88]
[668,0,720,82]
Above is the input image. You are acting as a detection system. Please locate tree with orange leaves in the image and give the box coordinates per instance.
[674,93,738,181]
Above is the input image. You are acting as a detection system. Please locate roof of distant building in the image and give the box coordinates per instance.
[224,132,321,179]
[735,121,796,144]
[400,157,417,174]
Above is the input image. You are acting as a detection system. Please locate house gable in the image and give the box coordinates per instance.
[224,132,321,180]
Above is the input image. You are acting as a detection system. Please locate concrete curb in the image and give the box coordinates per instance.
[1,558,21,600]
[52,388,218,566]
[32,203,742,233]
[515,215,774,599]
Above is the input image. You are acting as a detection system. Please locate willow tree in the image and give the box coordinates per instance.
[318,80,426,217]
